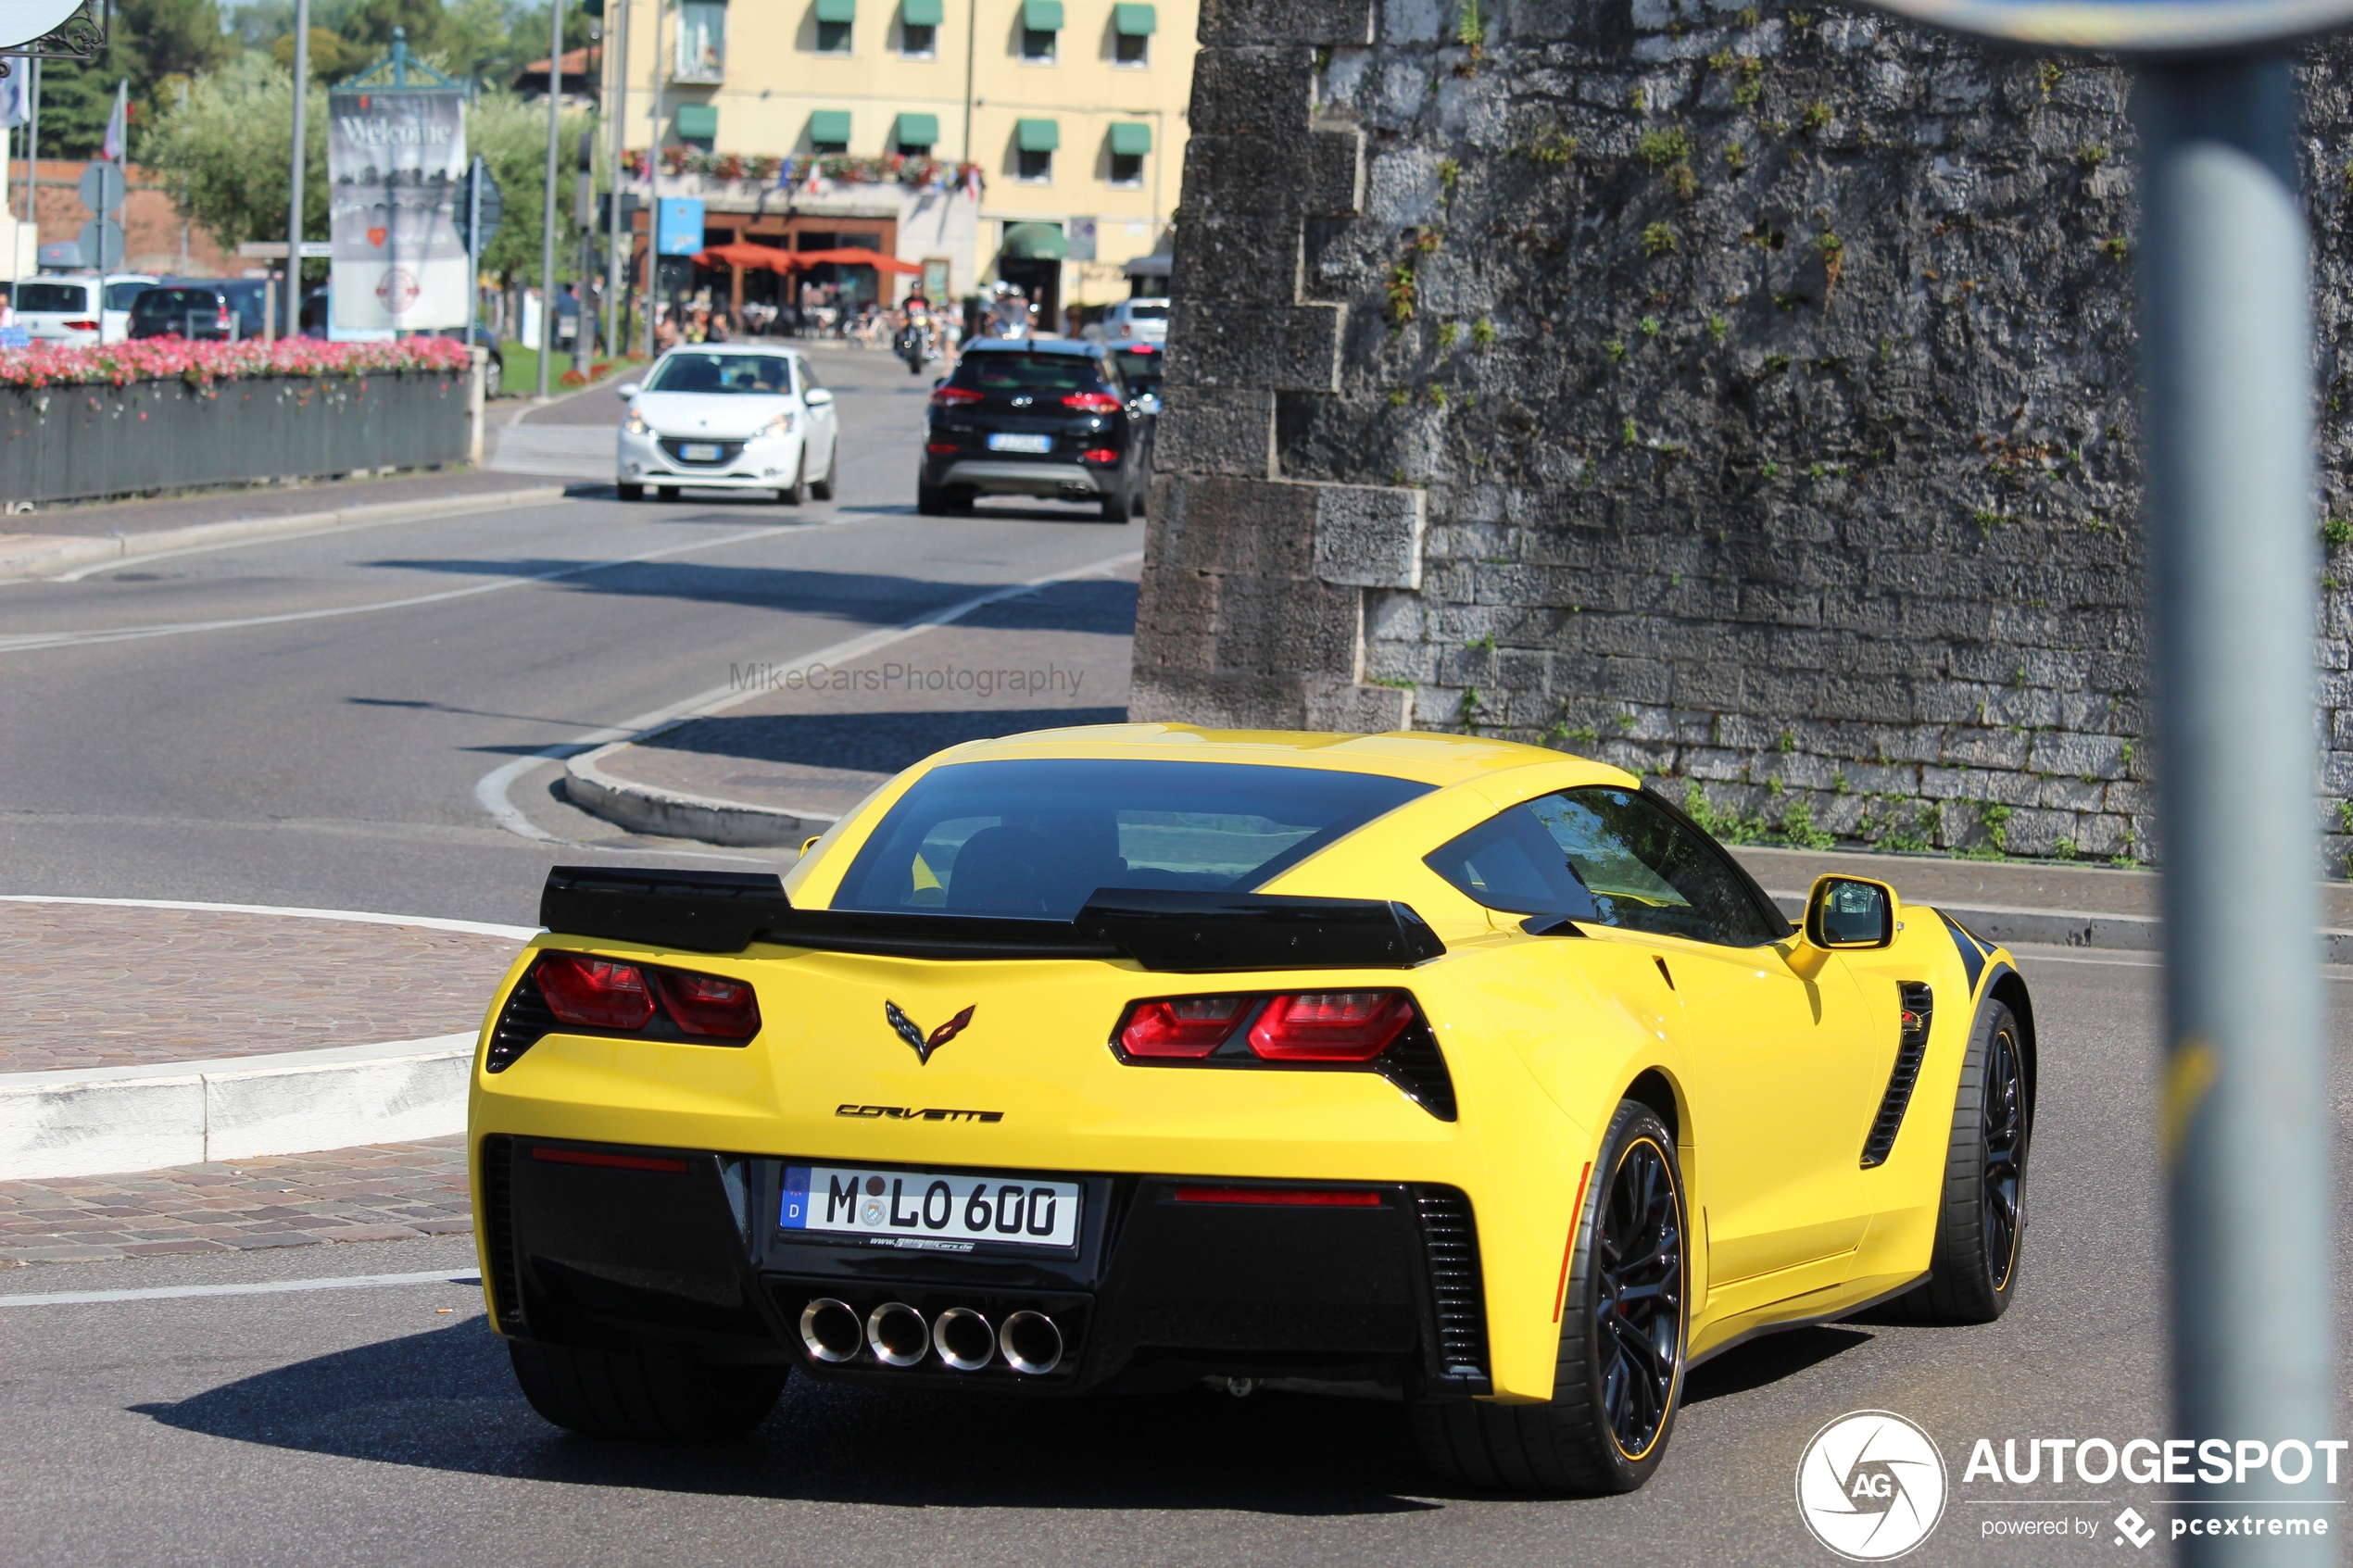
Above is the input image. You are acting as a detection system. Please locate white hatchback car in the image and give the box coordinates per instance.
[614,346,841,504]
[10,273,158,345]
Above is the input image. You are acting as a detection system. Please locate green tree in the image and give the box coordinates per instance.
[35,0,235,158]
[271,28,368,84]
[344,0,445,53]
[140,53,328,250]
[468,87,594,281]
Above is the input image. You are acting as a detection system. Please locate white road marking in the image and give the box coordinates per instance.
[2011,947,2353,979]
[475,548,1143,844]
[0,1269,482,1309]
[0,520,845,655]
[0,895,535,940]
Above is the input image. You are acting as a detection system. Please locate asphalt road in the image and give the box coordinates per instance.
[0,345,1140,926]
[5,950,2343,1566]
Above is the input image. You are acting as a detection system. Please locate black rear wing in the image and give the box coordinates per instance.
[539,867,1445,971]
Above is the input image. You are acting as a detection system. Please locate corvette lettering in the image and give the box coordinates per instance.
[835,1103,1004,1123]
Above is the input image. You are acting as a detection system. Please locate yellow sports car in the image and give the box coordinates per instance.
[469,726,2033,1494]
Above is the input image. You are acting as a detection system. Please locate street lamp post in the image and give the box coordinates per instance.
[537,0,563,398]
[284,0,308,340]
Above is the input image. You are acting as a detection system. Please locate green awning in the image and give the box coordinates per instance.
[893,111,938,147]
[901,0,943,21]
[1001,220,1066,259]
[808,109,851,144]
[814,0,857,19]
[1108,121,1151,156]
[1020,0,1063,29]
[674,103,719,139]
[1014,117,1059,152]
[1113,2,1156,33]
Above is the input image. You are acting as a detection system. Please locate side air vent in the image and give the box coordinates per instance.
[485,969,558,1073]
[1381,1021,1458,1122]
[1415,1185,1491,1390]
[479,1135,526,1335]
[1861,983,1934,1169]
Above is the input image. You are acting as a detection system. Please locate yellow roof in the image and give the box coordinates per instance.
[930,722,1633,789]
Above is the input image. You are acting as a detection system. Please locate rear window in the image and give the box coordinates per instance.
[104,280,151,310]
[952,352,1106,395]
[833,759,1432,920]
[647,351,791,394]
[133,289,211,316]
[1123,303,1168,320]
[1112,346,1161,387]
[15,282,90,313]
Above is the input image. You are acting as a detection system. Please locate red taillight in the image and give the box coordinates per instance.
[1118,995,1251,1059]
[62,319,98,331]
[925,441,959,454]
[1174,1186,1383,1207]
[931,384,985,406]
[1078,447,1119,463]
[653,970,761,1038]
[536,952,656,1030]
[1248,991,1414,1062]
[1061,390,1122,412]
[531,1146,689,1173]
[216,310,233,328]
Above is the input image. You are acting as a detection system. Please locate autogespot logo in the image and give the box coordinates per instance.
[1797,1411,1951,1561]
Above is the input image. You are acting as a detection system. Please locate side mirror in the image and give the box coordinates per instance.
[615,383,640,398]
[804,386,835,407]
[1804,875,1897,949]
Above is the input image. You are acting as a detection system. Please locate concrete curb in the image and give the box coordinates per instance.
[0,483,567,582]
[0,1033,474,1182]
[1766,891,2353,965]
[562,739,839,848]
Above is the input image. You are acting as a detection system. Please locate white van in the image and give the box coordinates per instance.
[10,272,159,345]
[1097,297,1168,345]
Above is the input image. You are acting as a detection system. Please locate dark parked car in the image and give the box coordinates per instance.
[127,281,269,341]
[919,338,1151,521]
[1104,338,1164,403]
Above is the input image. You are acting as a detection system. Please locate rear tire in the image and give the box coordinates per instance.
[507,1337,786,1440]
[1100,483,1131,522]
[917,483,948,516]
[1896,1000,2029,1324]
[1411,1099,1687,1495]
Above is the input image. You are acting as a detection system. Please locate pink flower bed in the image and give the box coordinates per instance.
[0,336,474,390]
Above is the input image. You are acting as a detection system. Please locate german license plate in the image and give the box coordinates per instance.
[781,1165,1081,1252]
[987,433,1052,454]
[678,442,723,460]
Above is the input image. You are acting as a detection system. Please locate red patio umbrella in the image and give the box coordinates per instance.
[788,246,923,275]
[691,242,798,270]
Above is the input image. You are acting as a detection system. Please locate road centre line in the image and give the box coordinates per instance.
[472,548,1144,843]
[0,515,865,655]
[0,1269,483,1309]
[2012,948,2353,978]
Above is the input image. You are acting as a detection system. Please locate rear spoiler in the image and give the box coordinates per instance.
[539,867,1445,970]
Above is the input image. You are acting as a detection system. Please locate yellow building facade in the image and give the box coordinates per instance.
[600,0,1193,320]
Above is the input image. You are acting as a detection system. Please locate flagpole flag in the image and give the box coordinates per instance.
[99,78,124,165]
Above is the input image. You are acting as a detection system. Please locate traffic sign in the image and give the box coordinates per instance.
[1857,0,2353,53]
[76,160,122,218]
[466,157,504,256]
[76,217,121,270]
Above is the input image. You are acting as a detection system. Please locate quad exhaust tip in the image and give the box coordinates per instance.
[866,1300,930,1367]
[932,1307,994,1371]
[999,1310,1063,1375]
[799,1298,862,1363]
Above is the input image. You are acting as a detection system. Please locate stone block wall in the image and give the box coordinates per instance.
[1132,0,2353,870]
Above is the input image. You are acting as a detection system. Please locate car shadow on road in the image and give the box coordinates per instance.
[133,1319,1448,1516]
[1680,1325,1873,1406]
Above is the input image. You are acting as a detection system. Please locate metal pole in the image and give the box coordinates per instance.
[607,0,627,358]
[2133,56,2334,1565]
[285,0,309,340]
[642,0,663,358]
[466,158,482,348]
[962,0,975,162]
[538,0,563,397]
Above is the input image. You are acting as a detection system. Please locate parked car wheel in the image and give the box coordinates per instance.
[917,483,948,516]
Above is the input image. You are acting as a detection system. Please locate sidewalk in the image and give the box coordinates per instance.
[0,1135,469,1266]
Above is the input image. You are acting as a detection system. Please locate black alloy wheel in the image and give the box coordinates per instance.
[1409,1098,1688,1495]
[1592,1133,1684,1461]
[1901,998,2030,1323]
[1979,1017,2024,1291]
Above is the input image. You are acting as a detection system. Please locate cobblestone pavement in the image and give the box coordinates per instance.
[0,1135,471,1267]
[593,566,1138,816]
[0,901,524,1073]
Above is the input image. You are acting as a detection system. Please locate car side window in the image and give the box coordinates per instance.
[1534,787,1786,947]
[1427,786,1784,947]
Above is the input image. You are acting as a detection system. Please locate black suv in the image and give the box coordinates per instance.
[919,339,1151,520]
[127,281,269,341]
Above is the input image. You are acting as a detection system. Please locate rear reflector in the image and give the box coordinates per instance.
[925,441,958,454]
[1174,1186,1382,1207]
[1118,995,1250,1059]
[531,1146,689,1173]
[536,952,657,1030]
[1079,447,1119,464]
[1248,991,1414,1061]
